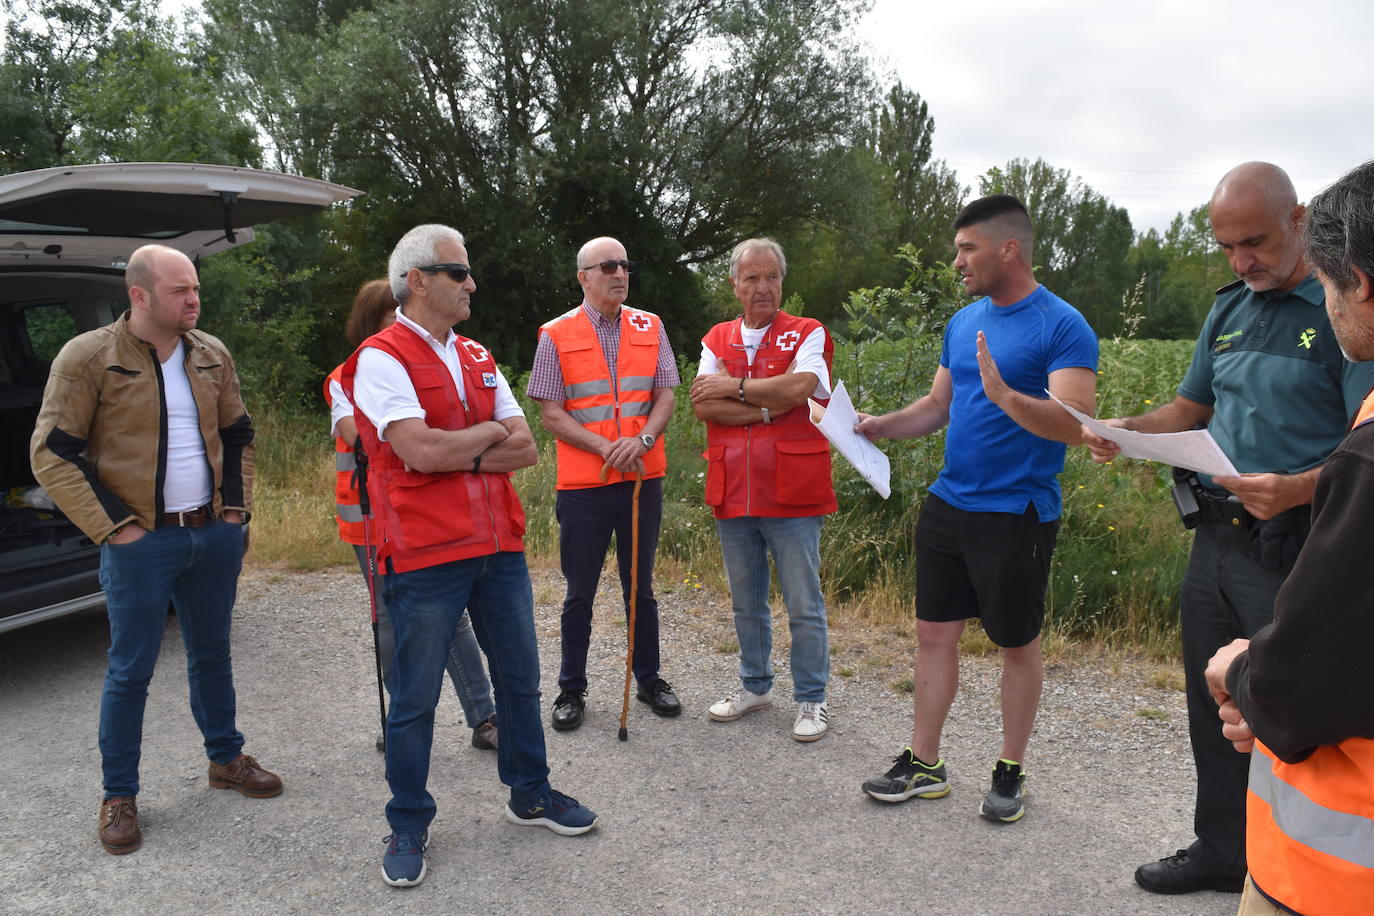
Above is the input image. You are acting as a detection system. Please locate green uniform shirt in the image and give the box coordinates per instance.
[1179,274,1374,477]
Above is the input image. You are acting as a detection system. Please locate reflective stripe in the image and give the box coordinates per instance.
[568,404,616,423]
[564,378,612,400]
[1251,749,1374,868]
[336,451,356,472]
[336,502,365,523]
[621,401,652,418]
[619,375,654,391]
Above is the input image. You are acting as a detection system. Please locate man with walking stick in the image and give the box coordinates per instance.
[691,237,839,743]
[344,224,597,888]
[528,236,681,733]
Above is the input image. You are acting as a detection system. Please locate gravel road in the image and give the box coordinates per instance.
[1,563,1238,915]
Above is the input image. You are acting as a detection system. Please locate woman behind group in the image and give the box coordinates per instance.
[324,279,498,752]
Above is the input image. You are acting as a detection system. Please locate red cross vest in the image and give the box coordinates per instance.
[323,364,376,546]
[339,322,525,573]
[1243,386,1374,914]
[539,304,667,489]
[701,311,837,519]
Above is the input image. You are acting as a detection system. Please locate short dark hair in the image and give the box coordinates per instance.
[954,194,1029,229]
[345,278,397,347]
[1304,160,1374,294]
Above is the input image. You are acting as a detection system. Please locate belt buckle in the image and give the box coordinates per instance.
[175,505,207,527]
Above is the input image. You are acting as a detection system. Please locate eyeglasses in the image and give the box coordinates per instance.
[579,259,636,275]
[415,263,474,283]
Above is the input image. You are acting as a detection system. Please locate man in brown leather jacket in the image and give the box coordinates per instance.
[30,243,280,856]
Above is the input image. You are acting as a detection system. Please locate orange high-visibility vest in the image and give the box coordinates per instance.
[340,323,525,573]
[539,305,667,489]
[323,365,374,546]
[1244,386,1374,914]
[1246,739,1374,914]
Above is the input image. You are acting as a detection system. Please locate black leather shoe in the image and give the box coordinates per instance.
[471,715,498,750]
[1135,849,1244,895]
[635,678,682,717]
[551,690,585,731]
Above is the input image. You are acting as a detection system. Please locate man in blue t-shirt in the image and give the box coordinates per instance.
[855,195,1098,823]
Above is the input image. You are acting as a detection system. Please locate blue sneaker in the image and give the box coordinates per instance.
[381,831,428,886]
[504,788,598,836]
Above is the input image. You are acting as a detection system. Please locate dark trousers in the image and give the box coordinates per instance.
[1180,517,1287,873]
[556,477,663,692]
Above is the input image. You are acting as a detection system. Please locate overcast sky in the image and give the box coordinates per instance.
[150,0,1369,236]
[860,0,1374,234]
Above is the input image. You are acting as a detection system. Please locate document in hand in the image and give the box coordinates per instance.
[1048,390,1239,477]
[808,379,891,499]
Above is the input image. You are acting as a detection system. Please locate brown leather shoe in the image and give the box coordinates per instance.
[98,796,141,854]
[207,753,283,798]
[471,715,498,751]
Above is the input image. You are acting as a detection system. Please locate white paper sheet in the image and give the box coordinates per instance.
[1049,390,1239,478]
[808,379,891,498]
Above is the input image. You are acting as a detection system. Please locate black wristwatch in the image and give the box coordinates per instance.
[639,433,655,450]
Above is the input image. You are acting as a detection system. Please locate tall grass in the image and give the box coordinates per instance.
[248,335,1196,650]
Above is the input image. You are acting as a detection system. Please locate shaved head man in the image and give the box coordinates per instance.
[1083,163,1374,895]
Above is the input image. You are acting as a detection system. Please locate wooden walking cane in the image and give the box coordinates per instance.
[603,463,643,742]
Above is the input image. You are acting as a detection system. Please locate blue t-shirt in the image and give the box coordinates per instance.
[930,285,1098,521]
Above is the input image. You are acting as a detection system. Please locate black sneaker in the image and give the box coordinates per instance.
[979,759,1026,823]
[551,690,585,731]
[862,748,950,803]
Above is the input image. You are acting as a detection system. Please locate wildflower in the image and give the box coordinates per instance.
[1111,570,1119,576]
[1144,398,1153,405]
[1097,503,1105,508]
[1076,484,1085,490]
[1108,525,1116,531]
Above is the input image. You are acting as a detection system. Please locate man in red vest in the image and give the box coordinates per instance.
[343,224,597,888]
[1205,160,1374,915]
[690,237,838,742]
[528,236,681,731]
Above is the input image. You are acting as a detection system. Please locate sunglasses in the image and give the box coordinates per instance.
[580,259,636,275]
[416,263,474,283]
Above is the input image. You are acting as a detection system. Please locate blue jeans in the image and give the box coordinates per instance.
[381,551,549,832]
[352,544,494,725]
[716,515,829,703]
[98,521,247,799]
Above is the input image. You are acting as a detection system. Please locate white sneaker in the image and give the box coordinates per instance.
[707,688,773,721]
[792,701,829,742]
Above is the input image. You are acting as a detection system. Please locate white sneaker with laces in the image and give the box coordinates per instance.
[793,701,829,742]
[707,688,773,721]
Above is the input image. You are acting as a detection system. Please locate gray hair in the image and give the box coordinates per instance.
[1304,160,1374,294]
[728,237,787,281]
[389,224,466,303]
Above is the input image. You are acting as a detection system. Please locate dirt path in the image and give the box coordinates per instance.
[1,564,1235,915]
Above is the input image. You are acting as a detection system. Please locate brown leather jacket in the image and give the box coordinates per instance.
[29,311,254,544]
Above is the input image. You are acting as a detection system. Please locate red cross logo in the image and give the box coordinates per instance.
[776,330,801,352]
[462,339,490,363]
[626,310,652,332]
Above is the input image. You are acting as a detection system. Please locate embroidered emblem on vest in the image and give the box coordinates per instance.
[776,329,801,351]
[463,340,490,362]
[1298,328,1316,349]
[626,310,652,332]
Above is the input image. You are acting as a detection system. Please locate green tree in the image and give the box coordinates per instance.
[204,0,878,368]
[980,158,1134,336]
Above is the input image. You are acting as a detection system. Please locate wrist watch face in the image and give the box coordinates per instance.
[640,434,655,448]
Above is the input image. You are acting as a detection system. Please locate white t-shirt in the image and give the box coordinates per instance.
[161,340,213,512]
[695,320,832,399]
[353,309,523,441]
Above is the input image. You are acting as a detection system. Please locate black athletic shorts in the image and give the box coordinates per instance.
[914,493,1060,648]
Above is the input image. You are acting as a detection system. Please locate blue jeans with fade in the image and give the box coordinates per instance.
[381,551,549,833]
[98,521,247,799]
[716,514,830,703]
[352,544,495,725]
